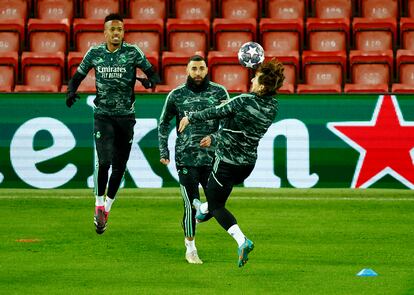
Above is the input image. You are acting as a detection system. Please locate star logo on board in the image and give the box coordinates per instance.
[327,95,414,188]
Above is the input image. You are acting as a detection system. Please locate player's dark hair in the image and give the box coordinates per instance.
[188,55,207,66]
[104,13,123,24]
[257,59,285,96]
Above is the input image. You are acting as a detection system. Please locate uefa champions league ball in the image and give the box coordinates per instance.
[237,42,265,69]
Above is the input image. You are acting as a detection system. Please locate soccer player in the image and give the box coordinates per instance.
[178,60,285,267]
[66,13,160,234]
[158,55,229,264]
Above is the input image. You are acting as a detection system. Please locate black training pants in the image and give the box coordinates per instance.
[205,158,255,230]
[177,165,212,237]
[94,113,136,198]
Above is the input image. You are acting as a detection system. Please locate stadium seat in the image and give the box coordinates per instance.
[360,0,398,19]
[124,18,163,54]
[67,51,96,92]
[353,18,396,52]
[0,0,27,20]
[82,0,119,19]
[400,18,414,50]
[392,50,414,93]
[221,0,258,19]
[267,0,305,19]
[307,18,349,52]
[313,0,352,19]
[0,52,18,92]
[208,51,249,92]
[28,19,70,53]
[266,51,300,93]
[15,52,65,92]
[0,19,24,52]
[260,18,303,52]
[36,0,74,20]
[73,19,105,53]
[409,0,414,17]
[345,50,393,93]
[175,0,211,19]
[157,51,204,92]
[213,18,256,52]
[297,51,346,93]
[128,0,166,19]
[166,19,210,54]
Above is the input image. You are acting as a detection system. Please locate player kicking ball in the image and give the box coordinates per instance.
[179,59,285,267]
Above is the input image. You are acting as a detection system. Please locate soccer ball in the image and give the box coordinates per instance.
[237,42,265,69]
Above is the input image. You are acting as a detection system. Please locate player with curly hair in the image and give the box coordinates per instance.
[178,59,285,267]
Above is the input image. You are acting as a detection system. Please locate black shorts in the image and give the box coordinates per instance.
[206,158,255,212]
[94,113,136,167]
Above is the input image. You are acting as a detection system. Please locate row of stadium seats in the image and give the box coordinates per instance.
[2,17,414,54]
[1,0,411,21]
[0,0,414,19]
[2,49,414,93]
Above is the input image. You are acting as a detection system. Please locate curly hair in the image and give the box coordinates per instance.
[257,59,285,96]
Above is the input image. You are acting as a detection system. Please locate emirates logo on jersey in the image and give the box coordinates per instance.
[97,66,127,79]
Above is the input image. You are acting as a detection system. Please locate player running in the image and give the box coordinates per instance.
[66,13,160,234]
[178,59,285,267]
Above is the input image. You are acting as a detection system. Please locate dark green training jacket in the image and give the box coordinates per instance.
[158,81,229,167]
[188,92,278,165]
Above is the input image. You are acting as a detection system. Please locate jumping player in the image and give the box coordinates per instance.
[66,13,160,234]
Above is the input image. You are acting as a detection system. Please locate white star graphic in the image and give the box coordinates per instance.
[246,46,258,56]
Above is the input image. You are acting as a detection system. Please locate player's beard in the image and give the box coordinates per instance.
[186,75,209,93]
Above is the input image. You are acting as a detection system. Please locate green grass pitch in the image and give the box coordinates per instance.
[1,188,414,295]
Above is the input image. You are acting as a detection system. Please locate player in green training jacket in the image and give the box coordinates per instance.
[158,55,229,264]
[66,13,160,235]
[178,59,285,267]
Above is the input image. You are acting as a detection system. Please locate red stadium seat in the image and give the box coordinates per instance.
[400,18,414,50]
[0,52,18,92]
[345,50,393,93]
[392,50,414,93]
[124,18,163,54]
[361,0,398,19]
[0,0,27,20]
[266,51,300,93]
[409,0,414,17]
[307,18,349,52]
[260,18,303,52]
[297,51,346,93]
[36,0,74,20]
[15,52,64,92]
[353,18,396,51]
[82,0,119,19]
[313,0,351,19]
[213,18,256,52]
[157,51,204,91]
[129,0,166,19]
[28,19,70,53]
[67,51,96,92]
[208,51,249,92]
[0,19,24,52]
[267,0,305,19]
[73,19,105,53]
[221,0,258,19]
[175,0,211,19]
[166,19,210,54]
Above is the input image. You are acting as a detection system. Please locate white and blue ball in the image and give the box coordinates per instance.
[237,42,265,69]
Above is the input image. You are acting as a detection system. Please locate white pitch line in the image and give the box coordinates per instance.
[0,195,413,201]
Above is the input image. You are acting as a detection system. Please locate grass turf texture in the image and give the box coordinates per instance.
[0,188,414,295]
